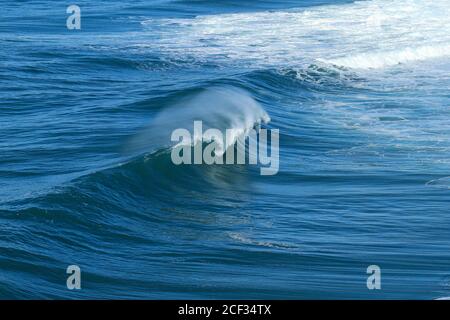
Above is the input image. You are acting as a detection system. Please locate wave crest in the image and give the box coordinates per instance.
[126,86,270,156]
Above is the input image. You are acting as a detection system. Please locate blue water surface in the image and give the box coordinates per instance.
[1,0,450,299]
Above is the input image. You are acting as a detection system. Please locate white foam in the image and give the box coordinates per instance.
[322,44,450,69]
[141,0,450,70]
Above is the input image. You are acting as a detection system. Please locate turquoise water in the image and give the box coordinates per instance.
[1,0,450,299]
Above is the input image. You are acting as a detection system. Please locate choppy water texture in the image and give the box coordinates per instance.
[1,0,450,299]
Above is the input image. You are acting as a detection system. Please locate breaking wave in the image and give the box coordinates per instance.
[126,86,270,156]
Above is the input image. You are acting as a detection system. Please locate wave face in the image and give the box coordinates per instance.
[1,0,450,299]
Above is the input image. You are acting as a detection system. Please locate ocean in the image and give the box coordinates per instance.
[1,0,450,299]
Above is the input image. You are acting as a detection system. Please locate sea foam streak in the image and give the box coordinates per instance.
[142,0,450,70]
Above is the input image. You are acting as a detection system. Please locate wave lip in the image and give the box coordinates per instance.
[321,44,450,70]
